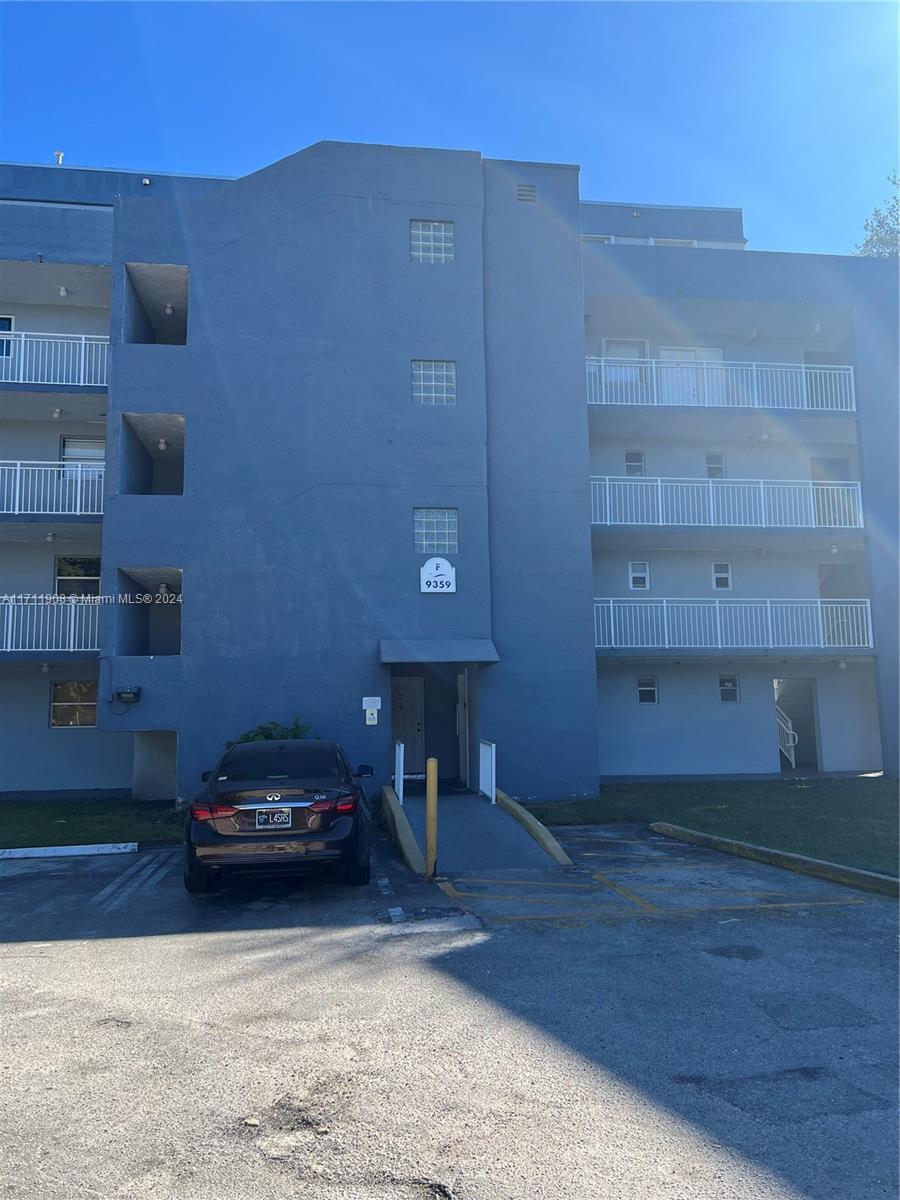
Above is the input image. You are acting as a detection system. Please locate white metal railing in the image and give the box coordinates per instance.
[775,704,799,769]
[0,461,105,515]
[0,332,109,387]
[479,740,497,804]
[0,598,101,651]
[593,598,872,650]
[394,741,405,807]
[586,358,855,413]
[590,477,863,529]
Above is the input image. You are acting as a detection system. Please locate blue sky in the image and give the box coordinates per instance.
[0,2,896,254]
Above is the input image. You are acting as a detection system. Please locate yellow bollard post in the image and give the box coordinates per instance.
[425,757,438,878]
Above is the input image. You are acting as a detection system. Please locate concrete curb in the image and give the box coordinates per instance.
[0,842,138,860]
[496,790,573,866]
[381,786,426,875]
[649,822,899,898]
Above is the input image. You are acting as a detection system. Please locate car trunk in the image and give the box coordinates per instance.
[206,781,354,836]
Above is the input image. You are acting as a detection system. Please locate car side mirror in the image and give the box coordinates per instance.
[201,770,211,782]
[356,764,375,778]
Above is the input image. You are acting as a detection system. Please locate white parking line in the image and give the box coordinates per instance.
[89,852,176,911]
[88,854,162,906]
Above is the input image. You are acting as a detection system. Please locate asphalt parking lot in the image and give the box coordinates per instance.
[0,824,896,1200]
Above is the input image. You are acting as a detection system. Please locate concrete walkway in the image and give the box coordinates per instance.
[401,792,557,875]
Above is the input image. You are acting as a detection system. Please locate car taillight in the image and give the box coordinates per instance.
[190,802,239,821]
[309,794,356,813]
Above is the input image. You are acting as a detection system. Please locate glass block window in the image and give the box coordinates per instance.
[412,360,457,406]
[410,220,454,263]
[719,674,740,703]
[50,680,98,727]
[637,675,658,704]
[414,508,458,554]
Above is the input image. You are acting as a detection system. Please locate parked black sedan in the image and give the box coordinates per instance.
[184,739,374,893]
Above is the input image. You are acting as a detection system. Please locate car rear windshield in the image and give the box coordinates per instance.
[217,744,342,781]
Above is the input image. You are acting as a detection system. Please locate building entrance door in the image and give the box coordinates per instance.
[391,676,425,776]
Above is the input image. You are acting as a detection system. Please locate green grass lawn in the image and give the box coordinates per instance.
[0,799,183,849]
[527,777,899,877]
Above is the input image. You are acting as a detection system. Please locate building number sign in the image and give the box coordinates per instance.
[420,557,457,593]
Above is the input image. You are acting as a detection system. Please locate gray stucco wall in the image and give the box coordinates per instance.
[597,659,881,776]
[0,661,133,791]
[100,143,500,796]
[477,159,600,799]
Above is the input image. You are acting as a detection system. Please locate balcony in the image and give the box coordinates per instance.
[0,461,105,516]
[594,598,872,651]
[0,598,100,652]
[591,477,863,530]
[0,332,109,387]
[586,358,855,413]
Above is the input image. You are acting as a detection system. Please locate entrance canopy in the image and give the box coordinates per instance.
[379,638,499,665]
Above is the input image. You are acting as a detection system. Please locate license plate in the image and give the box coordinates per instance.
[256,807,291,830]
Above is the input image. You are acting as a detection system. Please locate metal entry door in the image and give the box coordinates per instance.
[391,676,425,775]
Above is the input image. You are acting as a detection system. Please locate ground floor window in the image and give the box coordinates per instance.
[50,680,98,727]
[636,674,658,704]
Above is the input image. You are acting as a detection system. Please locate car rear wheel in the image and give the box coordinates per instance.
[345,859,371,886]
[183,860,212,894]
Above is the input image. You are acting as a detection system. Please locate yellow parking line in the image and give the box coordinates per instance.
[449,891,636,908]
[663,897,866,913]
[451,876,597,890]
[591,870,657,911]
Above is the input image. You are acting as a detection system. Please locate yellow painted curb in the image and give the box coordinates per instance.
[382,785,426,876]
[496,789,573,866]
[650,822,899,898]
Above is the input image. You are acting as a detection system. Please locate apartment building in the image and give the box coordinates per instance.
[0,142,896,801]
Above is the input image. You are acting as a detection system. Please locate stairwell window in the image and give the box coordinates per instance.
[712,562,732,591]
[705,452,726,479]
[410,220,454,264]
[625,451,645,477]
[637,675,658,704]
[719,674,740,703]
[629,561,650,591]
[412,360,457,406]
[414,508,458,554]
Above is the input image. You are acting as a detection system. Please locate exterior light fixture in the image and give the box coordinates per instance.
[157,438,168,452]
[141,178,151,186]
[814,323,823,334]
[45,532,55,543]
[838,659,847,670]
[759,429,770,441]
[58,286,68,298]
[163,303,174,316]
[40,663,50,674]
[51,407,61,420]
[830,544,839,555]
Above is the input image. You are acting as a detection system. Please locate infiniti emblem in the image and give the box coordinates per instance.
[266,792,282,802]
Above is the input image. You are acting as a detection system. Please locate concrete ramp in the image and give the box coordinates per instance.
[401,793,561,875]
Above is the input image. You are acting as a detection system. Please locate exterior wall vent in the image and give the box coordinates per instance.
[517,184,537,203]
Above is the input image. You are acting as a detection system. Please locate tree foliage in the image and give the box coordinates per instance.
[853,174,899,257]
